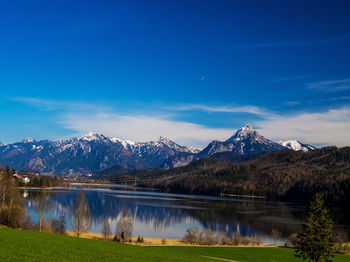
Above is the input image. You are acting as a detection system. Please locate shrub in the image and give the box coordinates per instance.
[241,236,251,246]
[136,235,144,243]
[288,233,299,246]
[232,232,241,246]
[199,229,216,245]
[252,236,262,246]
[216,232,231,245]
[183,227,200,244]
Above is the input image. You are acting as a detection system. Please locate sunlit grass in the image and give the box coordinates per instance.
[0,228,349,262]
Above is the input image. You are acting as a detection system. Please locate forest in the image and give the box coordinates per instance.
[101,146,350,206]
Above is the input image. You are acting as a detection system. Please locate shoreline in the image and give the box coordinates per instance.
[19,186,70,190]
[64,231,271,247]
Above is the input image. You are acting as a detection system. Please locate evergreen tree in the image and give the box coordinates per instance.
[295,193,335,262]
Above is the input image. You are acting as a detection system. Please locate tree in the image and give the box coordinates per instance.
[295,193,335,262]
[0,167,24,228]
[272,229,281,245]
[31,190,51,232]
[102,218,111,240]
[183,227,200,244]
[115,209,133,242]
[72,191,91,237]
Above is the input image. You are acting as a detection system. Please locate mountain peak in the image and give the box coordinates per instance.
[79,131,106,141]
[242,123,254,132]
[0,141,5,146]
[226,124,258,143]
[158,136,171,143]
[22,137,36,143]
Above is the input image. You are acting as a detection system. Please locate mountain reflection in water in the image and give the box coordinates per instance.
[23,184,350,244]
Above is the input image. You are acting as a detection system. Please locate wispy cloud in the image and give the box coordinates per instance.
[12,97,350,147]
[61,112,233,147]
[12,97,109,112]
[167,104,272,117]
[200,76,207,81]
[307,79,350,92]
[232,34,350,49]
[12,97,235,147]
[256,107,350,146]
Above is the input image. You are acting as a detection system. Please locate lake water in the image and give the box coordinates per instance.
[23,184,350,244]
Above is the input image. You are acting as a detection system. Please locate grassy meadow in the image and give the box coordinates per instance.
[0,228,349,262]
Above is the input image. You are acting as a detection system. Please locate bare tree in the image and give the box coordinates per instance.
[272,229,281,245]
[183,227,200,244]
[72,191,91,237]
[115,209,133,242]
[102,218,111,240]
[233,232,242,246]
[0,167,24,228]
[216,232,231,245]
[199,229,216,245]
[31,190,51,232]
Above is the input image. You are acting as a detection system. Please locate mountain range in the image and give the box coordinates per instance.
[0,124,315,175]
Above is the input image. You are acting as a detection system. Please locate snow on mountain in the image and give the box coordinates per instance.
[0,127,317,175]
[22,138,36,143]
[198,124,286,157]
[0,141,5,146]
[110,137,136,149]
[0,132,194,175]
[78,131,110,142]
[189,147,201,154]
[278,140,315,152]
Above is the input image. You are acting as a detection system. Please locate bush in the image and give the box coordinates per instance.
[334,231,348,254]
[232,232,241,246]
[216,232,231,245]
[51,216,66,234]
[199,229,216,245]
[136,235,144,243]
[252,236,262,246]
[241,236,251,246]
[288,233,299,246]
[21,215,36,230]
[183,227,200,244]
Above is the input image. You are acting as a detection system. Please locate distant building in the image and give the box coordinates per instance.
[13,174,30,184]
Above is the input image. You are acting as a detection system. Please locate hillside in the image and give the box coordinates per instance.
[111,147,350,206]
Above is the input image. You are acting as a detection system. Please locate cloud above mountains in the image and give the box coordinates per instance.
[11,97,350,147]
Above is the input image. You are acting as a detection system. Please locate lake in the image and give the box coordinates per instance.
[23,184,350,244]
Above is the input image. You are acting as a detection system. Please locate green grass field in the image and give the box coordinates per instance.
[0,228,349,262]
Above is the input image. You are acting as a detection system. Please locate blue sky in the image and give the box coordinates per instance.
[1,0,350,147]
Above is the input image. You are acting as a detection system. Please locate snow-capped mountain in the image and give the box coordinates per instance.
[0,141,5,147]
[0,132,194,175]
[198,124,286,157]
[278,140,315,152]
[0,125,316,175]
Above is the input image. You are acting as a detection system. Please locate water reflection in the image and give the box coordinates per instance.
[23,184,350,244]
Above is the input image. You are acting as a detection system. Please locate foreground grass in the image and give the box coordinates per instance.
[0,228,349,262]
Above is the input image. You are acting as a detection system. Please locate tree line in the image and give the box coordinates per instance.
[135,147,350,206]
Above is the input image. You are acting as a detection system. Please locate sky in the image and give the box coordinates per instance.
[1,0,350,148]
